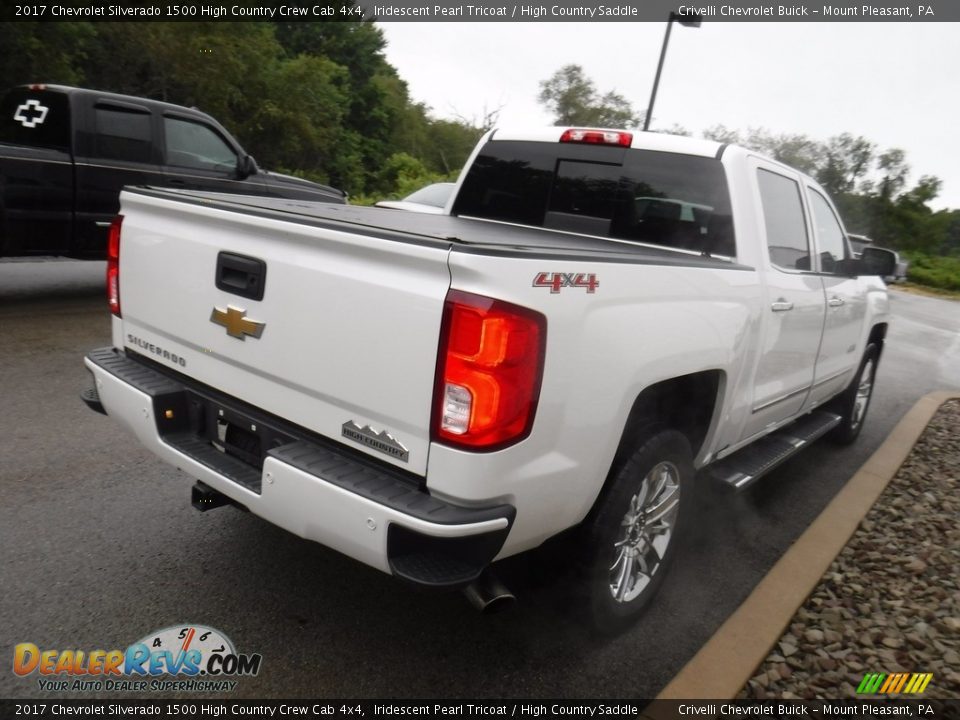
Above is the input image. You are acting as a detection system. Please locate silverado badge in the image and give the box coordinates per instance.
[342,421,409,462]
[210,305,265,340]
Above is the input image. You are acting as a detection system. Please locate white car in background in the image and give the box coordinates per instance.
[375,182,454,214]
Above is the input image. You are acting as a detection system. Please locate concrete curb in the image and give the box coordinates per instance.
[652,390,960,704]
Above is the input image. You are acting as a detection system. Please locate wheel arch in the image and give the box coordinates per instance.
[588,370,724,519]
[867,322,887,357]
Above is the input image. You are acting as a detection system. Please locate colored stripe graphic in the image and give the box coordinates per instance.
[879,674,897,693]
[857,673,886,694]
[857,672,932,694]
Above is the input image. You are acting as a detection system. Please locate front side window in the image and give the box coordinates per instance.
[94,106,153,163]
[756,168,810,271]
[164,117,237,172]
[452,140,736,256]
[807,189,849,273]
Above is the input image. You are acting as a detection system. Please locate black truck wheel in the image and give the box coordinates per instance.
[581,429,693,633]
[829,343,880,445]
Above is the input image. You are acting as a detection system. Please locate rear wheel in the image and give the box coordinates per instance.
[829,343,879,445]
[581,429,693,633]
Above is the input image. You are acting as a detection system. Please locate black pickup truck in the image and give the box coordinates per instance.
[0,84,345,259]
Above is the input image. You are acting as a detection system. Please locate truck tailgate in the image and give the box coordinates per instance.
[116,190,452,475]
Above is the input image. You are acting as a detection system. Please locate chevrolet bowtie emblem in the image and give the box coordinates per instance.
[210,305,265,340]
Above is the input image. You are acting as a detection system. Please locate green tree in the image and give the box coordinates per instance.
[0,22,96,89]
[86,23,280,125]
[816,133,874,197]
[273,20,406,192]
[703,126,821,174]
[756,131,821,176]
[538,64,641,127]
[698,123,955,258]
[876,148,909,201]
[247,54,354,186]
[702,124,741,145]
[939,211,960,255]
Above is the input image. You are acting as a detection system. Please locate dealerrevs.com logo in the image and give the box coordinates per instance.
[13,624,262,693]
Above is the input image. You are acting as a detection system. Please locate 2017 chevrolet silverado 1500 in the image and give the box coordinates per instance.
[0,84,345,258]
[82,128,896,631]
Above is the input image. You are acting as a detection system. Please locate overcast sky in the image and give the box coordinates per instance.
[378,22,959,211]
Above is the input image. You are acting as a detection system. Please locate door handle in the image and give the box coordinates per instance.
[771,299,794,312]
[828,296,845,307]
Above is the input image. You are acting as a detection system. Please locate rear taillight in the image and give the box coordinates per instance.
[560,128,633,147]
[432,290,546,450]
[107,215,122,317]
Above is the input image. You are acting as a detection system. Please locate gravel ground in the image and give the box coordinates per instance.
[738,399,960,700]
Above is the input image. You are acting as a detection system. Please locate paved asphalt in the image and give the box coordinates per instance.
[1,259,958,700]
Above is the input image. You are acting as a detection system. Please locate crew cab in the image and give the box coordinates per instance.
[0,84,345,258]
[82,128,896,631]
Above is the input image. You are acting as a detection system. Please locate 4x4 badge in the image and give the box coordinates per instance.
[210,305,265,340]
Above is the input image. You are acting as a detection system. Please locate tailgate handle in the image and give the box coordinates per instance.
[216,252,266,301]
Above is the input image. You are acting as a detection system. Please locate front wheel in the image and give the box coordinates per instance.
[581,429,693,633]
[829,343,879,445]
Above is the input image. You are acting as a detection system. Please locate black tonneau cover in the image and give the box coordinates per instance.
[125,186,751,270]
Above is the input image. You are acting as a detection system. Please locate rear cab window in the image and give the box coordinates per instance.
[94,104,154,163]
[0,89,71,149]
[451,139,736,257]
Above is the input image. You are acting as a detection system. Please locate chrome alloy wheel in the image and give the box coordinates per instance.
[851,358,875,430]
[608,460,681,603]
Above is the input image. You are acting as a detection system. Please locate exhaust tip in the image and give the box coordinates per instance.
[463,571,516,614]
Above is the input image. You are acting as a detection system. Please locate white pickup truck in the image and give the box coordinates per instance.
[83,128,896,631]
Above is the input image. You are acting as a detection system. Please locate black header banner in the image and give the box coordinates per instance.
[1,0,955,22]
[1,699,958,719]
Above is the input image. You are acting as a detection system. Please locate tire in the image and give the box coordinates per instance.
[581,429,694,633]
[828,343,880,445]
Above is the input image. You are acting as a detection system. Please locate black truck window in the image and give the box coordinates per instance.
[164,117,237,172]
[453,139,736,257]
[94,106,153,163]
[0,89,70,149]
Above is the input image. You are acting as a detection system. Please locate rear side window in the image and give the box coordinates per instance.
[0,90,70,149]
[452,140,736,257]
[94,105,153,163]
[756,168,810,271]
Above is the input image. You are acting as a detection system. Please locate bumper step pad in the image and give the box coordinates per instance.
[84,347,515,588]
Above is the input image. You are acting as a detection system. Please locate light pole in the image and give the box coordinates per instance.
[643,11,702,132]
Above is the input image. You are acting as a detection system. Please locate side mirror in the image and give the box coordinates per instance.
[860,247,897,278]
[237,154,259,179]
